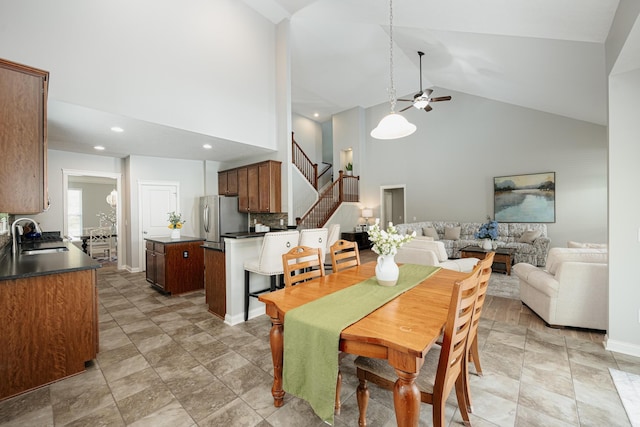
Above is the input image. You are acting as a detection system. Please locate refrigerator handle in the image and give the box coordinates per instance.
[203,204,209,233]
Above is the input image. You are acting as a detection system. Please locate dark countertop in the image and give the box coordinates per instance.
[144,236,204,244]
[0,241,101,281]
[221,231,267,239]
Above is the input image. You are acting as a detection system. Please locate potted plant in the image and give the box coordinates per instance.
[345,162,353,176]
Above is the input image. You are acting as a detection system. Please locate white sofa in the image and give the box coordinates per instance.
[395,237,480,272]
[513,247,608,330]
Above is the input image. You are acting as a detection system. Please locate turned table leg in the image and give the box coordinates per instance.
[268,317,285,407]
[393,369,420,426]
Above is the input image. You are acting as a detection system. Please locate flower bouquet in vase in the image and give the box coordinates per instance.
[168,212,185,239]
[368,219,415,286]
[475,217,498,250]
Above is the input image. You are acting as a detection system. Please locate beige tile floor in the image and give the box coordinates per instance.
[0,253,638,427]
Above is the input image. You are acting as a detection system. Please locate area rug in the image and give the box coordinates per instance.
[610,368,640,426]
[487,273,520,299]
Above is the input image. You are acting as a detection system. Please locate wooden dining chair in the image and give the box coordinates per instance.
[354,266,482,427]
[462,251,494,413]
[282,245,325,287]
[330,239,361,272]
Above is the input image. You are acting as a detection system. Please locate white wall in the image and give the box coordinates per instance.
[68,182,116,230]
[32,150,124,233]
[292,114,323,164]
[345,90,608,249]
[127,156,206,270]
[0,0,278,149]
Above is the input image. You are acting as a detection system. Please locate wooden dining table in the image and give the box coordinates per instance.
[258,261,468,426]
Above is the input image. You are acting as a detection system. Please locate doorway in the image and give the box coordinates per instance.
[62,169,122,269]
[138,181,179,271]
[379,185,406,227]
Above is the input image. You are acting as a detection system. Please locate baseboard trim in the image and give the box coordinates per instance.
[605,336,640,358]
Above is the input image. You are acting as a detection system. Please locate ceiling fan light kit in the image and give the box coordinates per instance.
[371,0,416,140]
[398,51,452,113]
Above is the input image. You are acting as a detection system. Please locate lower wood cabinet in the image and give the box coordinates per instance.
[204,248,226,319]
[0,269,98,400]
[145,239,204,295]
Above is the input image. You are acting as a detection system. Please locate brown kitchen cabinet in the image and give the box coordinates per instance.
[218,169,238,196]
[0,58,49,213]
[235,160,281,213]
[204,248,226,319]
[0,269,98,400]
[145,238,204,295]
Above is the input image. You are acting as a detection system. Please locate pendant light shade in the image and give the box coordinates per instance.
[371,0,416,140]
[370,113,416,139]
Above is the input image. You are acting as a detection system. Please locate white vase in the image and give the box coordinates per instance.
[375,254,399,287]
[170,228,180,239]
[481,239,492,250]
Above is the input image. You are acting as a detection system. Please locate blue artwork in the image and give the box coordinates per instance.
[494,172,555,223]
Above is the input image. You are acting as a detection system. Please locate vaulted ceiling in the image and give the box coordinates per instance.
[3,0,628,162]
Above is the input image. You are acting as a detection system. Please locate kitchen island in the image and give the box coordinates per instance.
[144,236,204,295]
[0,241,101,400]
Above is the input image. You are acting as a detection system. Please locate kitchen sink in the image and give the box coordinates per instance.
[21,247,69,255]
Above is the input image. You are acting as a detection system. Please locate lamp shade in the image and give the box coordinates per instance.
[106,189,117,208]
[370,113,416,140]
[361,209,373,218]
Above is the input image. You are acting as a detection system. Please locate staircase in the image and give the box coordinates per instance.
[291,133,359,229]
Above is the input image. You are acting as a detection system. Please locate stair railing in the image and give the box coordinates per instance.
[298,171,359,228]
[292,135,318,189]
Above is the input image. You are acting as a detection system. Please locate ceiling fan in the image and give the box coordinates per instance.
[398,51,451,112]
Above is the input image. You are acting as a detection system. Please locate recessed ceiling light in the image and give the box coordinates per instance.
[94,146,105,151]
[203,144,212,149]
[110,126,124,133]
[313,113,319,118]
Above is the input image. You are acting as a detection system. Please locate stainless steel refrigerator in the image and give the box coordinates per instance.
[200,195,247,250]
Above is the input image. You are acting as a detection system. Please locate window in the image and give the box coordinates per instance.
[67,188,83,237]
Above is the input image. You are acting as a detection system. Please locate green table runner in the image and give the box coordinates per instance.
[282,264,440,425]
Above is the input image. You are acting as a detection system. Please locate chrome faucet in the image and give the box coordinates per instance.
[11,217,42,255]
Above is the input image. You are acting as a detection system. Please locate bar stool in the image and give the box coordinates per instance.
[324,224,341,268]
[244,230,299,321]
[299,227,328,260]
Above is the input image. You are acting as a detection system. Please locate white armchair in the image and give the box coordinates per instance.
[513,247,608,330]
[395,237,479,272]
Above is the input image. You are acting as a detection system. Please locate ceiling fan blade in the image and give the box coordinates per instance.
[399,104,413,112]
[425,105,433,112]
[423,88,433,97]
[397,98,414,102]
[430,96,452,102]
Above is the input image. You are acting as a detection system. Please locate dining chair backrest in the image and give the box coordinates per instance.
[282,245,325,287]
[256,231,300,274]
[89,226,112,258]
[436,266,481,399]
[330,239,360,272]
[469,252,494,345]
[299,228,328,260]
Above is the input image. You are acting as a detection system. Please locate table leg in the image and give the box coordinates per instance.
[268,316,285,407]
[393,369,420,426]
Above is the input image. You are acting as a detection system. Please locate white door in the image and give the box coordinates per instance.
[139,182,179,270]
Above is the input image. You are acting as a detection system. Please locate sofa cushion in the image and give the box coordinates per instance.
[519,229,542,244]
[567,241,608,249]
[423,227,439,240]
[544,247,608,275]
[444,226,461,240]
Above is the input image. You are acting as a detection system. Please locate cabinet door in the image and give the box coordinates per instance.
[145,249,155,283]
[205,249,226,319]
[154,244,166,289]
[237,167,248,212]
[218,171,228,195]
[0,59,49,213]
[247,164,259,212]
[226,169,238,195]
[258,161,281,213]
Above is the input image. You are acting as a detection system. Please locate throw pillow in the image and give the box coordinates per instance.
[519,229,541,244]
[444,226,461,241]
[567,241,608,249]
[423,227,439,240]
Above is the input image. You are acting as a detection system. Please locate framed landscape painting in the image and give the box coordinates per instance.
[494,172,555,223]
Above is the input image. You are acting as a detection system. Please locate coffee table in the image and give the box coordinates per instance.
[459,245,515,275]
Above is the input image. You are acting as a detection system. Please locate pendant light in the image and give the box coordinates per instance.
[370,0,416,140]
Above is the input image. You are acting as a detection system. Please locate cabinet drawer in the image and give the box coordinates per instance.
[145,241,154,252]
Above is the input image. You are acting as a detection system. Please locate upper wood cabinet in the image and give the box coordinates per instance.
[218,169,238,196]
[0,58,49,214]
[224,160,281,213]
